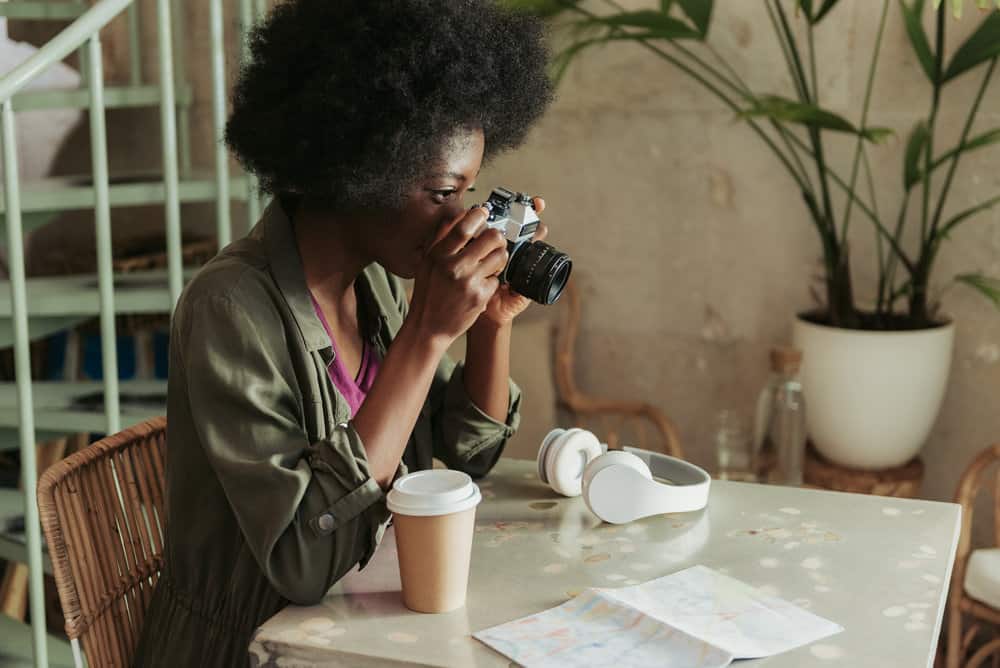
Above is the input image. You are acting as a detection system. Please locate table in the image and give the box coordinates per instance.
[249,458,961,667]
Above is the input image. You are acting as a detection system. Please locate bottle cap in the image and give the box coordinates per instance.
[770,346,802,374]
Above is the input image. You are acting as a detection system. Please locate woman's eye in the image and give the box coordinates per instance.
[431,189,456,202]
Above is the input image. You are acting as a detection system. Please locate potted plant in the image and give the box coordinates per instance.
[510,0,1000,469]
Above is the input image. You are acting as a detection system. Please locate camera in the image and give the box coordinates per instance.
[480,187,572,305]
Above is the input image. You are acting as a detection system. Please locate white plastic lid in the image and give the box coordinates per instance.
[386,470,482,517]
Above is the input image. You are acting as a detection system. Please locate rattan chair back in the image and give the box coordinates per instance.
[37,416,167,668]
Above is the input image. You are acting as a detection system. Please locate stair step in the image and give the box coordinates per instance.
[12,83,193,112]
[0,172,252,216]
[0,1,87,20]
[0,488,23,532]
[0,612,74,668]
[0,268,195,317]
[0,379,166,445]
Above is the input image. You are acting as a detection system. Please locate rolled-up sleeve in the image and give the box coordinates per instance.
[384,274,522,477]
[429,354,522,478]
[180,294,397,605]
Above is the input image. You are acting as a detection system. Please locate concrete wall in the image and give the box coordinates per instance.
[14,1,1000,510]
[479,0,1000,510]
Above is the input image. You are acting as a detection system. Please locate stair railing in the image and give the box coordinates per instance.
[0,0,238,664]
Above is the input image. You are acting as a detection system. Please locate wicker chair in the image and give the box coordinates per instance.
[37,417,167,668]
[554,280,683,458]
[947,443,1000,668]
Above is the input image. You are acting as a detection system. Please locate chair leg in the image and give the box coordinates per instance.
[947,607,963,668]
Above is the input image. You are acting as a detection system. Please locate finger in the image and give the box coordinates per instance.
[531,221,549,243]
[477,245,509,278]
[430,207,488,259]
[453,228,507,274]
[481,276,501,302]
[532,196,545,214]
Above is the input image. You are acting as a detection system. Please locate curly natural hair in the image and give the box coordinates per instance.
[225,0,554,212]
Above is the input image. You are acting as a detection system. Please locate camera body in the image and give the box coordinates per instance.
[479,187,571,305]
[482,187,541,247]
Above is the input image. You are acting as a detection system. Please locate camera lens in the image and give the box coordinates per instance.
[504,241,573,305]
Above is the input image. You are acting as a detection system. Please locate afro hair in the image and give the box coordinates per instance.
[225,0,554,212]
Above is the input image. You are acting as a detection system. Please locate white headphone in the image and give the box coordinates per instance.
[536,428,711,525]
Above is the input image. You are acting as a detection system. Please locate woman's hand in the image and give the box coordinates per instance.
[477,196,547,329]
[408,206,508,347]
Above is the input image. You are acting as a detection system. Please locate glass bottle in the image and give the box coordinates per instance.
[713,409,754,481]
[753,347,807,485]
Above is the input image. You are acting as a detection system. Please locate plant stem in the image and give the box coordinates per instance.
[839,0,889,247]
[927,57,998,242]
[765,2,811,103]
[705,42,815,192]
[773,1,836,232]
[807,14,819,104]
[860,147,888,316]
[783,130,916,274]
[914,4,946,322]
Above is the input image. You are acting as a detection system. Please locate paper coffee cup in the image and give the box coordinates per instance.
[386,470,482,613]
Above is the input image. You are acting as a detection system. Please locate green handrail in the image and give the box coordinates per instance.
[0,1,244,663]
[0,0,132,103]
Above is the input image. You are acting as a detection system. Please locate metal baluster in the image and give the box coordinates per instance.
[2,100,47,668]
[89,34,120,435]
[239,0,261,230]
[127,1,141,86]
[171,0,192,177]
[157,0,183,309]
[210,0,231,248]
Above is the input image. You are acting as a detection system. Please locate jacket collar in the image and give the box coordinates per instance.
[258,200,388,356]
[258,200,330,352]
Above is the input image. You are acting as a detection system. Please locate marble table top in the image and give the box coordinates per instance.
[249,458,961,667]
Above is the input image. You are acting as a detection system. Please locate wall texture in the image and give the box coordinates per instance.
[14,1,1000,510]
[478,0,1000,508]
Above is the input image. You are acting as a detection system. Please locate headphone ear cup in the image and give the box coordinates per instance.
[545,429,603,497]
[582,451,653,518]
[536,429,566,485]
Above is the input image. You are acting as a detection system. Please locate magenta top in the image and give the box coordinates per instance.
[309,294,380,418]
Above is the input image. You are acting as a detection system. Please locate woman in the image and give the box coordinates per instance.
[134,0,553,665]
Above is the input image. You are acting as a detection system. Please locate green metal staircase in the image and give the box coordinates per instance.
[0,0,268,665]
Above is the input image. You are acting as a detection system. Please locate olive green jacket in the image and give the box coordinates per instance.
[134,202,520,667]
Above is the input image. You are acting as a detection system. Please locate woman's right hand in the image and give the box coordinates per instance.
[408,206,509,346]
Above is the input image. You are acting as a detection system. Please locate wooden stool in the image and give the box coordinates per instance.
[804,444,924,499]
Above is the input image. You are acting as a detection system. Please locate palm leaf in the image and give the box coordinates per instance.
[904,121,929,190]
[900,0,937,83]
[812,0,844,22]
[943,11,1000,81]
[676,0,714,37]
[938,193,1000,237]
[956,273,1000,308]
[933,127,1000,170]
[581,10,703,40]
[740,95,893,142]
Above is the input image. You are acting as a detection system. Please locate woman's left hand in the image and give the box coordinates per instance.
[476,196,547,328]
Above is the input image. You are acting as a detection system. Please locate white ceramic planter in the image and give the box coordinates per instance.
[792,316,955,470]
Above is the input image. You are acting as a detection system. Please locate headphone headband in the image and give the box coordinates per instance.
[536,429,711,524]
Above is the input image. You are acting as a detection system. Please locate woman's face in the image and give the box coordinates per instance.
[362,128,485,278]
